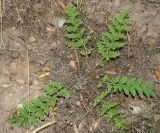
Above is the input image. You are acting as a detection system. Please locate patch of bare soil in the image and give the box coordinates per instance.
[0,0,160,133]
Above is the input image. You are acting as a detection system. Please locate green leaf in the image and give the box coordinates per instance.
[114,116,128,130]
[106,109,120,123]
[66,4,79,18]
[39,95,50,102]
[107,84,113,92]
[129,86,136,97]
[142,82,155,98]
[123,87,129,96]
[65,3,89,53]
[43,82,62,96]
[136,86,144,99]
[79,28,86,38]
[97,43,106,54]
[99,62,105,68]
[98,75,156,99]
[92,90,109,107]
[116,25,129,32]
[119,76,128,84]
[102,75,109,82]
[108,51,120,59]
[100,102,118,116]
[65,33,79,39]
[110,42,125,50]
[49,96,57,107]
[8,81,68,127]
[31,99,45,109]
[97,8,129,64]
[30,116,37,125]
[80,48,92,56]
[52,82,63,88]
[118,85,123,92]
[113,84,118,92]
[36,110,45,120]
[74,39,88,48]
[112,76,121,84]
[65,19,82,26]
[80,50,88,56]
[57,89,70,100]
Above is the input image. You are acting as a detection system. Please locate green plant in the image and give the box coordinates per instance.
[8,82,70,127]
[97,75,155,99]
[64,4,92,56]
[97,9,130,67]
[92,89,128,130]
[93,75,156,130]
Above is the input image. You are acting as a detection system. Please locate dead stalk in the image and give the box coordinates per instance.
[26,46,31,129]
[31,120,56,133]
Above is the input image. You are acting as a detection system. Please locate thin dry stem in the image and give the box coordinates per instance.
[31,120,56,133]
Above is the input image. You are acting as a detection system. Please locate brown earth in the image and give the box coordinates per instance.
[0,0,160,133]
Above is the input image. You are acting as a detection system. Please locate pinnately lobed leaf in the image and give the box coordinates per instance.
[100,101,118,116]
[97,8,130,65]
[93,74,156,131]
[99,74,156,99]
[64,4,91,56]
[92,90,109,107]
[8,82,70,127]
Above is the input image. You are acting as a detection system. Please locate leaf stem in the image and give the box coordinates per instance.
[74,49,80,71]
[31,120,56,133]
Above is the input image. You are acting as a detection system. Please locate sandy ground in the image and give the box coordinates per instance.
[0,0,160,132]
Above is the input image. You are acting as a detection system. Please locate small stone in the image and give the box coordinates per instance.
[70,110,73,114]
[46,26,55,32]
[50,42,58,49]
[16,79,25,85]
[95,75,100,79]
[154,114,160,122]
[58,18,65,28]
[17,103,23,108]
[1,84,10,88]
[105,69,117,75]
[32,79,39,86]
[28,36,36,43]
[75,101,81,107]
[69,60,77,69]
[129,106,142,114]
[147,37,157,46]
[155,69,160,80]
[80,93,83,101]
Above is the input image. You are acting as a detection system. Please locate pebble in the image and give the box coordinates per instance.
[17,103,23,108]
[1,84,10,88]
[16,79,25,85]
[129,106,142,114]
[58,18,65,28]
[75,101,81,107]
[28,36,36,43]
[50,42,58,49]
